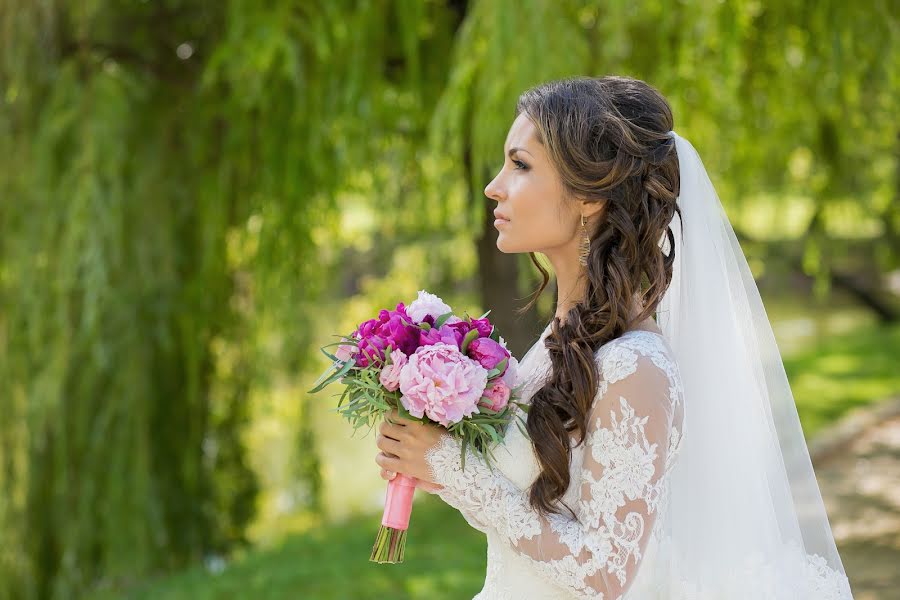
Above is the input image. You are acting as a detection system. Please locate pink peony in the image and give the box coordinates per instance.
[467,337,511,376]
[335,335,359,362]
[398,343,488,427]
[480,380,511,412]
[406,290,454,323]
[419,323,465,349]
[379,348,408,392]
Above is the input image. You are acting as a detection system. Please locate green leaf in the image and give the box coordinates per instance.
[460,328,479,354]
[493,356,508,373]
[307,358,355,394]
[434,311,454,328]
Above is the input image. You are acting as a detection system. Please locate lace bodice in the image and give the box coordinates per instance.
[424,324,685,599]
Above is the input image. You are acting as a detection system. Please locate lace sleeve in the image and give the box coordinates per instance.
[425,345,681,600]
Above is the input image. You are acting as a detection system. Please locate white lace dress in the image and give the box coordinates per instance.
[424,324,685,600]
[423,324,853,599]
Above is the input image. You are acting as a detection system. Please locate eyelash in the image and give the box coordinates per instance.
[511,159,528,170]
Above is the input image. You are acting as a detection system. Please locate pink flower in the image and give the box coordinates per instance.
[467,337,511,376]
[398,343,488,427]
[379,348,408,392]
[480,380,511,412]
[419,323,465,349]
[335,335,359,362]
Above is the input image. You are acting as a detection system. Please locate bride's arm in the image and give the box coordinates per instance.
[425,351,679,600]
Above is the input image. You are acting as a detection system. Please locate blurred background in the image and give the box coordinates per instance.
[0,1,897,599]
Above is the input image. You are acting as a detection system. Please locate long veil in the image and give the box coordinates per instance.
[655,131,854,598]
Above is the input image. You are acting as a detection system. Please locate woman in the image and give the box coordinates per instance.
[374,76,854,599]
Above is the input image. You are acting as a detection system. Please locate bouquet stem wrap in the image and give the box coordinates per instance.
[369,473,417,563]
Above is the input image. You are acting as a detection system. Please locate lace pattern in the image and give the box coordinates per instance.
[425,331,683,599]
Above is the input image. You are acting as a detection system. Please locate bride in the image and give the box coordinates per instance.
[374,75,854,599]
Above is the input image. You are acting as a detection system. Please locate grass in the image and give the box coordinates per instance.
[783,320,900,439]
[85,495,487,600]
[85,320,900,599]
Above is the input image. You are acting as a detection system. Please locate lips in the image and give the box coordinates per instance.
[493,210,510,221]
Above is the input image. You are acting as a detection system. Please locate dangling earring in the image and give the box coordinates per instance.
[578,214,590,267]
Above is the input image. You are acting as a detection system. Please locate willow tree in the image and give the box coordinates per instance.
[0,1,454,597]
[428,0,898,343]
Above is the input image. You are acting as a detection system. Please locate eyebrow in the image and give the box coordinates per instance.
[507,146,533,158]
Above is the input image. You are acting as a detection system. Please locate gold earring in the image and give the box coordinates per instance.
[578,214,590,267]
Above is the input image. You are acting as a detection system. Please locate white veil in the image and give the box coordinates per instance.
[654,131,854,598]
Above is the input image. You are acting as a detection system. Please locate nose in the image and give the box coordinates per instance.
[484,171,504,202]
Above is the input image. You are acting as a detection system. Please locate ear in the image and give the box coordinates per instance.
[579,199,606,220]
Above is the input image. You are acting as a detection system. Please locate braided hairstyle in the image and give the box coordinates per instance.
[513,76,682,519]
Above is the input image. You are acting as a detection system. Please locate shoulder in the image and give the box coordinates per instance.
[593,331,683,408]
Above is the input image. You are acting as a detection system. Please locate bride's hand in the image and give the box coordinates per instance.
[375,408,445,493]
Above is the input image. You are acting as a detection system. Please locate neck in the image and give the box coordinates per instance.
[545,252,644,327]
[552,262,588,323]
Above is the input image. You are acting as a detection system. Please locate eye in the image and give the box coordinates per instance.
[512,159,528,170]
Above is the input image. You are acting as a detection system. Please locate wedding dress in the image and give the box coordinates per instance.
[424,131,855,599]
[424,321,851,599]
[425,322,686,599]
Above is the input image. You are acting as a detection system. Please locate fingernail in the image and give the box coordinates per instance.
[388,471,396,479]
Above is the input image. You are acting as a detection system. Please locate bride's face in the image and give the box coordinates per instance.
[484,113,581,254]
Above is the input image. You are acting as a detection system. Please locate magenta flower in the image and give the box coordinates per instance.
[379,348,408,392]
[445,319,476,339]
[419,323,465,349]
[468,316,493,338]
[354,302,419,368]
[466,337,511,376]
[480,380,511,412]
[398,343,488,427]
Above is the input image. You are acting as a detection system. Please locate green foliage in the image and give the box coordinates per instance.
[0,0,453,596]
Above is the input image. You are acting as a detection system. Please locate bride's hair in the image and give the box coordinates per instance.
[514,75,681,519]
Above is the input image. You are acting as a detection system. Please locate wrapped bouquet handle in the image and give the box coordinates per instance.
[370,472,418,563]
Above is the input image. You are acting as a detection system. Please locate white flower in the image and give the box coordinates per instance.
[406,289,453,323]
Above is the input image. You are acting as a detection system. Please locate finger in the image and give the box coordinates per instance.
[375,433,404,457]
[374,451,402,473]
[380,468,397,481]
[380,417,407,439]
[385,407,405,425]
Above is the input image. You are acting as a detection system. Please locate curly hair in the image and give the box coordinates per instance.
[513,75,682,519]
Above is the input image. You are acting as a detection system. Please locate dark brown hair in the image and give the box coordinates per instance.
[514,75,681,519]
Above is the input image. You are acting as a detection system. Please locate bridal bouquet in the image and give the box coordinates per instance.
[308,290,526,563]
